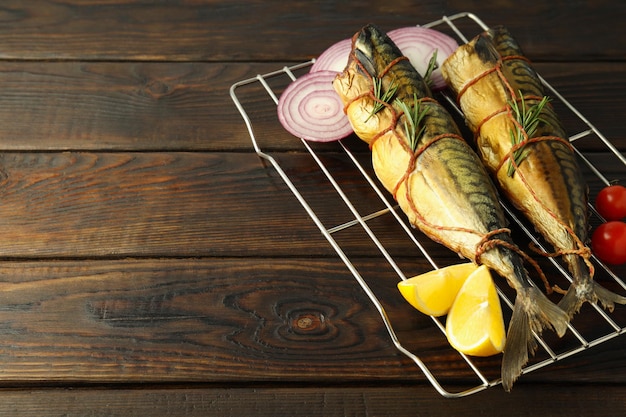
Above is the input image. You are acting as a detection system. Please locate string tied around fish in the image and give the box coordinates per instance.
[455,54,596,287]
[345,48,588,296]
[347,52,560,295]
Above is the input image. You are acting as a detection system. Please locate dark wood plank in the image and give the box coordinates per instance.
[0,151,332,258]
[0,258,625,387]
[0,151,623,260]
[0,1,622,62]
[0,62,622,151]
[2,384,626,417]
[0,61,281,151]
[0,257,423,384]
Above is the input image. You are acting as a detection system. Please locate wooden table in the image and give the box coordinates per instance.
[1,1,625,415]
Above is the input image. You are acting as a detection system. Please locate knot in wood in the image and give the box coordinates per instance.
[288,310,327,336]
[294,313,323,332]
[143,79,170,99]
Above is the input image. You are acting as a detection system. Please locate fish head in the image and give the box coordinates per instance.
[351,24,403,78]
[349,24,430,102]
[473,31,502,65]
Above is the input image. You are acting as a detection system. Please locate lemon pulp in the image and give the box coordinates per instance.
[445,265,506,357]
[397,262,478,317]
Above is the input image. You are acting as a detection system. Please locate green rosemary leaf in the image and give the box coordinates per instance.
[507,129,519,176]
[396,94,429,151]
[396,99,414,146]
[423,50,438,88]
[507,92,551,176]
[365,78,398,122]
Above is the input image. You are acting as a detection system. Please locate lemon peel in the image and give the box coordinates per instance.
[397,262,478,317]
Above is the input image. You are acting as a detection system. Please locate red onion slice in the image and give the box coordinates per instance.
[310,38,352,73]
[388,26,459,91]
[277,70,353,142]
[278,26,458,141]
[311,27,458,90]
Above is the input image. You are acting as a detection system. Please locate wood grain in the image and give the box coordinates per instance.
[0,62,622,151]
[0,0,624,413]
[0,258,625,387]
[0,61,278,151]
[0,151,344,258]
[0,258,404,383]
[0,1,622,61]
[0,151,623,259]
[2,384,626,417]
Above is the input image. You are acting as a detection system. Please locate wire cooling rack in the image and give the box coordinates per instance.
[229,12,626,397]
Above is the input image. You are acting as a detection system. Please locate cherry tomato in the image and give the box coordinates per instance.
[591,221,626,265]
[595,184,626,221]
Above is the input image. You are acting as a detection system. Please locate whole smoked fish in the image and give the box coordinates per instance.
[441,26,626,321]
[333,24,569,391]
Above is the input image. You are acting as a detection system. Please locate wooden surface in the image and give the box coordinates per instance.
[0,1,625,415]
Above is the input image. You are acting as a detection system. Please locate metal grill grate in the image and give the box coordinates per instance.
[230,12,626,397]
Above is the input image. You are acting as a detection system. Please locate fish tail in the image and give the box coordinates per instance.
[558,280,626,318]
[501,286,569,392]
[558,255,626,317]
[594,282,626,311]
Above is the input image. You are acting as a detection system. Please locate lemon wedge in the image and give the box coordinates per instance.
[445,265,506,357]
[397,263,478,317]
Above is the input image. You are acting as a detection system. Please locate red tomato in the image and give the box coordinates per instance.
[595,184,626,221]
[591,221,626,265]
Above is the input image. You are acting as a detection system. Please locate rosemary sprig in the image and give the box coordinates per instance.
[365,77,398,122]
[422,50,438,88]
[507,92,551,176]
[395,94,429,151]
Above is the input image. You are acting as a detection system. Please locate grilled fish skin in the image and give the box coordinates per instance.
[333,24,569,392]
[441,26,626,318]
